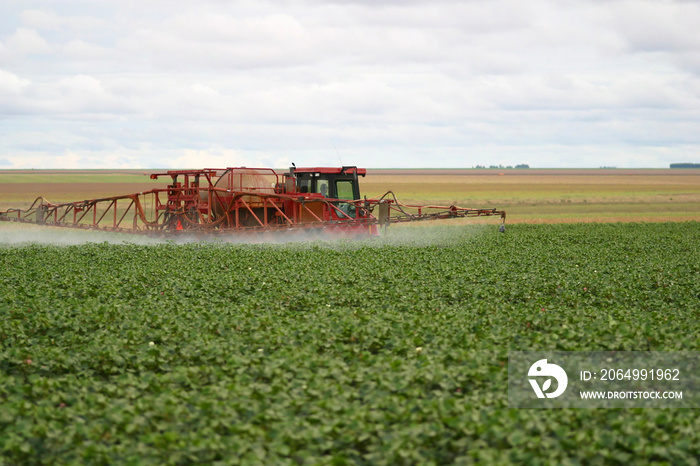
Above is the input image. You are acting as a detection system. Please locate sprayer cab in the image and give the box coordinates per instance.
[287,166,366,199]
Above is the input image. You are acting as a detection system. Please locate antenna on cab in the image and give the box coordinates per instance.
[331,140,343,166]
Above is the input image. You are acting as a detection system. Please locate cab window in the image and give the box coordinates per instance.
[298,178,312,194]
[336,180,354,200]
[316,179,330,197]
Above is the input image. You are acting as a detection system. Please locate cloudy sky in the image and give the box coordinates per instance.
[1,0,699,169]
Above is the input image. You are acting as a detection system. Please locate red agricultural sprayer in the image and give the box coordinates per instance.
[0,166,506,238]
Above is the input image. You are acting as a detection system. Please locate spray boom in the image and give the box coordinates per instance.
[0,166,506,238]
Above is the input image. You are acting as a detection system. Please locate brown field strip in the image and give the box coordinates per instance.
[362,171,700,224]
[0,182,160,209]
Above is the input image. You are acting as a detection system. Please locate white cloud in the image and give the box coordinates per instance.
[0,0,698,169]
[615,0,700,53]
[26,74,136,116]
[3,148,149,170]
[172,148,254,169]
[61,40,113,61]
[7,28,52,55]
[0,28,52,63]
[116,12,314,71]
[0,69,32,114]
[0,69,31,95]
[19,9,109,32]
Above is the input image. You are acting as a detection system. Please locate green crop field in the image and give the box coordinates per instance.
[2,222,699,464]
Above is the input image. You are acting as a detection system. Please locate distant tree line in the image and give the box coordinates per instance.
[670,163,700,169]
[473,164,530,169]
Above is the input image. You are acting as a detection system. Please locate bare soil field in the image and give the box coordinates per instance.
[2,168,700,224]
[367,168,690,176]
[0,182,159,204]
[361,169,700,224]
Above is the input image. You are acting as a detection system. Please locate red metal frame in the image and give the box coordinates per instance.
[293,167,367,176]
[0,167,505,237]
